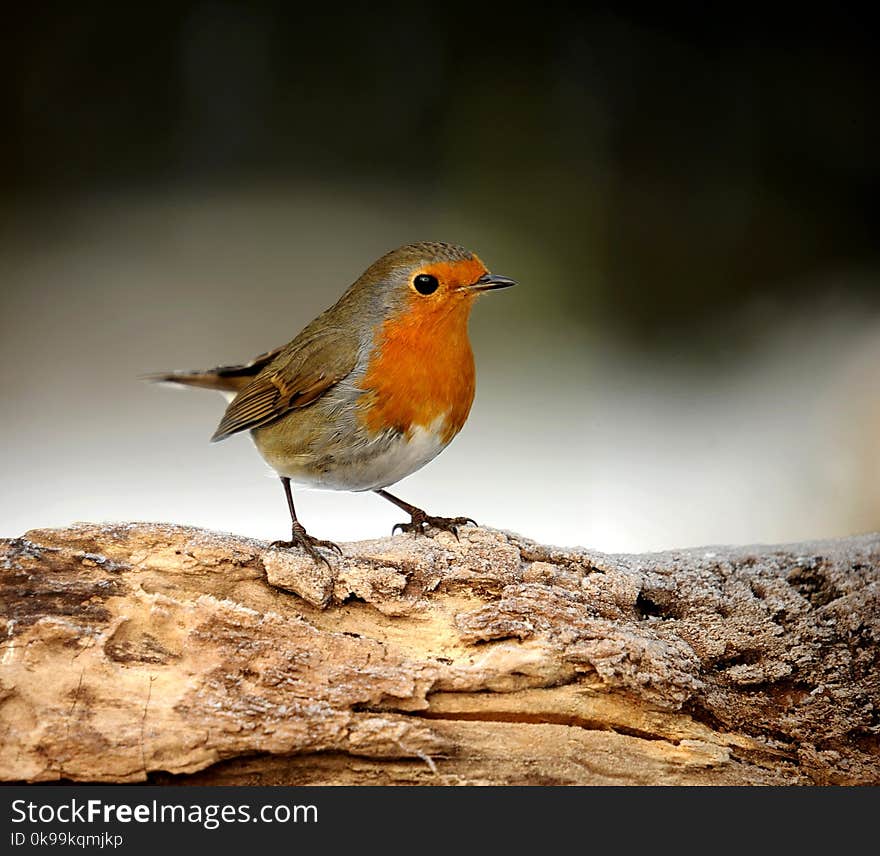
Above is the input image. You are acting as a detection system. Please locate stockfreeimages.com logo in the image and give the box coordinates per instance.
[10,798,317,830]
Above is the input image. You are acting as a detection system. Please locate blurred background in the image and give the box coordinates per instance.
[1,4,878,552]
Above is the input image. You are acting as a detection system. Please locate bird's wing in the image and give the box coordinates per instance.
[211,325,359,442]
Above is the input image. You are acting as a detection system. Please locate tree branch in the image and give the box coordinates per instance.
[1,522,877,784]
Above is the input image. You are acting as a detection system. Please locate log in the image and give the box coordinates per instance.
[1,522,877,785]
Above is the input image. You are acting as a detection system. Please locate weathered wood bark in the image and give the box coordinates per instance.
[1,523,877,785]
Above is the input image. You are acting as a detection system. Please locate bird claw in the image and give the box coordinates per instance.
[391,513,477,540]
[270,525,342,567]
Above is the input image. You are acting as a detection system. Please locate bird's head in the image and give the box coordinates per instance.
[348,241,515,331]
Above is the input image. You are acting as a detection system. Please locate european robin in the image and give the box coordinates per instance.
[151,241,515,563]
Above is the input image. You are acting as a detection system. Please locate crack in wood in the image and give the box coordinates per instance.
[407,708,679,744]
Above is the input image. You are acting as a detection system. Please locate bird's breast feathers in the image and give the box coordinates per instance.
[356,294,477,443]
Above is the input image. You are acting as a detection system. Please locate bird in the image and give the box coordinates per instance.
[150,241,515,564]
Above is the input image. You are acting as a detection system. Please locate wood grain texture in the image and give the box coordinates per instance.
[1,523,877,785]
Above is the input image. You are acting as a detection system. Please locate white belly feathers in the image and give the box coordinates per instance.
[270,412,453,492]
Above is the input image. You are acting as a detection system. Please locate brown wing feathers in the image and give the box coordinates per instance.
[210,326,358,442]
[150,300,360,443]
[210,371,322,441]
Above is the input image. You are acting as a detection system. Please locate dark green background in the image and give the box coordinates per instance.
[2,5,877,549]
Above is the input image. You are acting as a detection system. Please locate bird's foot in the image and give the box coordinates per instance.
[392,509,477,540]
[270,522,342,567]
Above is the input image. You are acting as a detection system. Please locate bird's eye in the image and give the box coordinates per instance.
[413,273,439,295]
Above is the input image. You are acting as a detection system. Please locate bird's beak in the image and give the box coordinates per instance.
[468,272,517,292]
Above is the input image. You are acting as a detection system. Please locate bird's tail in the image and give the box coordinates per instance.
[143,345,284,393]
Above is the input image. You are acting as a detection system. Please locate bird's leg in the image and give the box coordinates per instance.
[270,477,342,565]
[375,489,477,539]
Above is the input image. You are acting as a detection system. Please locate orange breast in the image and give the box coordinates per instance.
[359,291,477,443]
